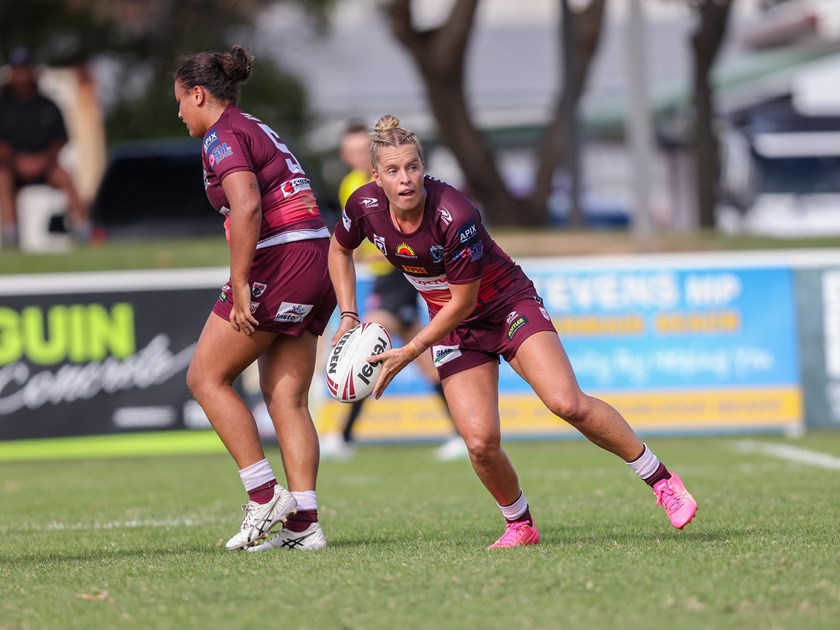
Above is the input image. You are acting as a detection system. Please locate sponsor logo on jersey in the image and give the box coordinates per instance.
[274,302,314,323]
[203,130,218,152]
[539,306,550,321]
[405,274,448,292]
[505,310,519,325]
[373,234,386,256]
[359,197,379,208]
[432,344,462,366]
[211,143,233,165]
[341,211,352,231]
[252,282,268,298]
[430,244,444,263]
[438,207,452,225]
[202,169,210,190]
[250,301,260,314]
[458,222,478,243]
[452,242,484,262]
[395,242,417,258]
[281,177,312,198]
[507,315,529,339]
[402,265,427,274]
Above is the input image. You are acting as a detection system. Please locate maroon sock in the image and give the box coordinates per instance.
[508,507,533,526]
[286,509,318,533]
[248,479,278,504]
[643,463,672,488]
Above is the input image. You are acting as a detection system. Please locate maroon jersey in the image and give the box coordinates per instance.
[201,105,328,246]
[334,176,535,322]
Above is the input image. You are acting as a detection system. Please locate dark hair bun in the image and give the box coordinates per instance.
[223,45,253,83]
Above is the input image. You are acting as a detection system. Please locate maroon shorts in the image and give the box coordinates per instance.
[212,238,336,336]
[431,291,557,380]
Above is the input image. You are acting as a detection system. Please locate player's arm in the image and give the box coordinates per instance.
[222,170,261,334]
[370,279,479,399]
[328,235,360,345]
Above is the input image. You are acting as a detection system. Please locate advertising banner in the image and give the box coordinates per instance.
[796,267,840,429]
[0,270,224,440]
[318,257,804,441]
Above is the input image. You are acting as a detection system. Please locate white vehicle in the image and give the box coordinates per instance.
[719,123,840,236]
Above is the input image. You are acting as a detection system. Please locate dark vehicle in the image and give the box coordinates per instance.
[91,138,338,238]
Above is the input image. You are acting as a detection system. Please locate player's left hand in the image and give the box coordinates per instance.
[229,282,259,334]
[369,346,416,399]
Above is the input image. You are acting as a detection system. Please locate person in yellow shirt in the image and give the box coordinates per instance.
[321,120,465,461]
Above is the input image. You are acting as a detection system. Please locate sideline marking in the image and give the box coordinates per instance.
[0,430,226,462]
[732,440,840,470]
[0,517,223,534]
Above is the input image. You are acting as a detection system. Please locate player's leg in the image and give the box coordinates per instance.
[186,314,295,549]
[47,163,90,241]
[442,362,540,548]
[398,317,467,460]
[508,331,697,529]
[248,329,327,552]
[0,160,18,246]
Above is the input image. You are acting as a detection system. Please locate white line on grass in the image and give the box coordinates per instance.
[731,440,840,470]
[0,517,223,534]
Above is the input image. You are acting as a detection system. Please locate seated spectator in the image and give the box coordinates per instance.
[0,47,91,247]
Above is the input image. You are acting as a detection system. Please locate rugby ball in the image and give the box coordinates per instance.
[326,322,392,402]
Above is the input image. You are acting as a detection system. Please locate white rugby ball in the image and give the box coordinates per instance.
[326,322,392,402]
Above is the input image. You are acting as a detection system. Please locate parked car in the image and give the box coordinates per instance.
[91,138,338,239]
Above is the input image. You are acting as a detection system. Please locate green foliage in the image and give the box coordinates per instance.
[107,58,309,143]
[1,435,840,628]
[1,0,337,143]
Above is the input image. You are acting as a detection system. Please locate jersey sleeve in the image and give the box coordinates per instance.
[442,193,485,285]
[204,125,253,181]
[332,190,366,250]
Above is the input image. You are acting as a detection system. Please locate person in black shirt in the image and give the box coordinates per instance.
[0,47,91,247]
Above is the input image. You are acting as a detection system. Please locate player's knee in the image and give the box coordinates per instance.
[185,361,206,400]
[462,431,501,461]
[545,391,588,424]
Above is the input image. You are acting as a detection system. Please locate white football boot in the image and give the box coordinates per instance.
[225,485,297,551]
[247,522,327,553]
[434,435,469,461]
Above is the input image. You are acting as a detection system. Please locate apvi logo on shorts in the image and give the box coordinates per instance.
[432,344,462,366]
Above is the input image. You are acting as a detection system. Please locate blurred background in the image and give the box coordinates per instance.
[1,0,840,446]
[6,0,840,240]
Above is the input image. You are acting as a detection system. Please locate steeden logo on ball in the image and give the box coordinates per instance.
[326,322,392,402]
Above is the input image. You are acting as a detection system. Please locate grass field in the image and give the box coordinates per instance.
[3,231,840,275]
[2,432,839,629]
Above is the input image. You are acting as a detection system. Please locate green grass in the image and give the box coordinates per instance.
[2,434,839,629]
[0,237,228,275]
[3,232,840,275]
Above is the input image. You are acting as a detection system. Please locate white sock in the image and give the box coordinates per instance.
[239,459,275,492]
[497,490,528,521]
[292,491,318,511]
[626,443,660,480]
